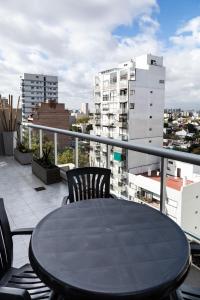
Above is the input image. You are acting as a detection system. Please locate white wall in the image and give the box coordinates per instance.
[167,160,200,180]
[181,182,200,240]
[127,137,162,174]
[128,173,182,223]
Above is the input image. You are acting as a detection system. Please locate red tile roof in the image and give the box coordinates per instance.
[142,171,193,191]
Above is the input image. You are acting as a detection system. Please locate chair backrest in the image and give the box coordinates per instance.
[0,198,13,280]
[66,167,111,203]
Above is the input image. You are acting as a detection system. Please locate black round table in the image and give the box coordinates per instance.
[29,198,190,300]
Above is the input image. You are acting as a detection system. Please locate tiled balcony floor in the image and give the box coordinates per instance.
[0,156,68,267]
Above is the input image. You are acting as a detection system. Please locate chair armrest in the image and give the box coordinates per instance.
[11,228,34,236]
[190,241,200,255]
[0,287,31,300]
[109,193,118,199]
[62,196,70,206]
[178,284,200,299]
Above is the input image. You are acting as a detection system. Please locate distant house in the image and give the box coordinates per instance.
[175,129,187,138]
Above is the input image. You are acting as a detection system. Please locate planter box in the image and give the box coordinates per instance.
[3,131,16,156]
[14,149,32,165]
[32,160,61,185]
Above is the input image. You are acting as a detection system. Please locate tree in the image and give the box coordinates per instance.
[86,124,93,133]
[187,123,197,134]
[76,116,89,124]
[189,144,200,155]
[78,149,89,167]
[71,125,82,132]
[57,147,74,164]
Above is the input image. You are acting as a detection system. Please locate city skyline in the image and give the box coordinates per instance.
[0,0,200,109]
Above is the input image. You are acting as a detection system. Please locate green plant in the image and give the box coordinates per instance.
[17,142,32,153]
[57,147,73,164]
[36,144,54,168]
[16,122,32,153]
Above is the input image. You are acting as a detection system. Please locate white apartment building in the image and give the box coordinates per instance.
[90,54,165,197]
[167,159,200,180]
[128,171,200,241]
[21,73,58,121]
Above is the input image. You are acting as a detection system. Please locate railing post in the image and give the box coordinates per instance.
[28,127,32,150]
[54,133,58,165]
[20,124,23,143]
[160,157,167,213]
[39,129,43,158]
[75,138,79,168]
[106,145,111,168]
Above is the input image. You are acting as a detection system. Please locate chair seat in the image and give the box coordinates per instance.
[1,264,51,300]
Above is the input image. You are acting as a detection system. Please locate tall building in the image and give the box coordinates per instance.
[21,73,58,122]
[81,103,89,116]
[90,54,165,197]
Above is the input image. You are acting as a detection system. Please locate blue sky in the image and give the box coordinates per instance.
[158,0,200,43]
[0,0,200,109]
[114,0,200,41]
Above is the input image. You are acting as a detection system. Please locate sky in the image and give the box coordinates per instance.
[0,0,200,110]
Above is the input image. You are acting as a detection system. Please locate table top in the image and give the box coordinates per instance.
[29,198,190,300]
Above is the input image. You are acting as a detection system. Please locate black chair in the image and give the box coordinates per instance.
[0,198,51,300]
[63,167,114,204]
[176,242,200,299]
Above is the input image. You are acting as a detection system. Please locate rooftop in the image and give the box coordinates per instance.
[142,170,194,191]
[0,156,68,267]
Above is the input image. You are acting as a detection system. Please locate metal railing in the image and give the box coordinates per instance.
[24,123,200,216]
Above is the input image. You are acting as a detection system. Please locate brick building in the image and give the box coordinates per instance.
[31,101,70,150]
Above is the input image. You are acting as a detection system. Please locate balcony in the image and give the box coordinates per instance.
[118,121,127,128]
[94,97,101,103]
[95,108,101,114]
[119,95,128,103]
[95,119,101,126]
[118,107,127,114]
[1,123,200,297]
[0,156,67,267]
[119,133,128,141]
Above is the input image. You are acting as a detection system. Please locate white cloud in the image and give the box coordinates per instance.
[0,0,158,108]
[164,16,200,109]
[0,0,200,110]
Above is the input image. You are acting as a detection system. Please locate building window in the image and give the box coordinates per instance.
[149,116,152,119]
[31,87,34,89]
[150,91,153,93]
[31,102,34,105]
[103,93,109,101]
[110,72,117,84]
[149,140,152,143]
[130,103,135,109]
[130,90,135,95]
[149,128,152,131]
[159,79,165,84]
[151,59,156,65]
[31,97,34,100]
[120,70,128,81]
[150,103,153,106]
[168,161,173,165]
[120,89,127,96]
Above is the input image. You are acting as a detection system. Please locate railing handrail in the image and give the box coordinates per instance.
[24,123,200,166]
